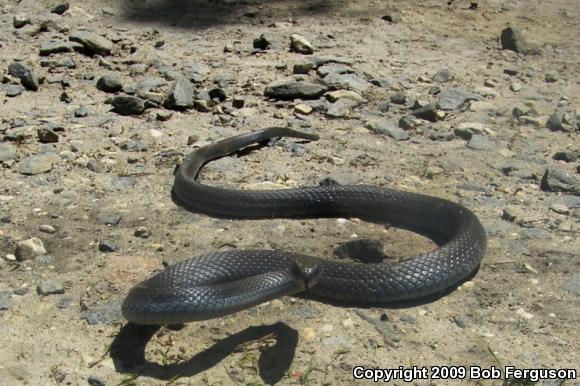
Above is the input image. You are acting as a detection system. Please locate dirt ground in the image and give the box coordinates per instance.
[0,0,579,385]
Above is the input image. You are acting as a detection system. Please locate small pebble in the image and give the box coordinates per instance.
[16,237,47,261]
[39,224,56,234]
[134,227,150,238]
[98,240,117,253]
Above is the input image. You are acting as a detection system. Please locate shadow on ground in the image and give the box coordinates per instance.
[116,0,353,29]
[111,322,298,384]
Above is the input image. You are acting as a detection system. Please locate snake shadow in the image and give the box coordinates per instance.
[110,321,298,384]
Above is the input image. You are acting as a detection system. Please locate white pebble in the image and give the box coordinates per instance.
[516,308,534,319]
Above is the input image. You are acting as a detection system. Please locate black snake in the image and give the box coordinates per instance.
[122,127,487,325]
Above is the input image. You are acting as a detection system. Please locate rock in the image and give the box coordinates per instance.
[335,239,384,263]
[208,88,227,101]
[163,78,194,110]
[264,80,327,100]
[411,104,439,122]
[88,375,107,386]
[156,110,173,121]
[316,63,353,78]
[325,98,360,118]
[15,238,47,261]
[428,129,455,141]
[96,75,123,93]
[253,32,285,50]
[467,135,497,151]
[433,68,452,82]
[7,62,39,91]
[290,34,314,54]
[377,101,390,112]
[74,106,89,117]
[0,291,11,311]
[56,297,73,309]
[39,224,56,234]
[500,26,535,54]
[37,127,59,143]
[293,61,315,74]
[98,240,117,253]
[13,14,31,28]
[294,103,313,115]
[86,159,104,173]
[51,2,69,14]
[510,82,522,92]
[553,151,577,163]
[322,73,371,93]
[39,40,82,55]
[545,71,558,83]
[455,315,470,328]
[438,88,480,111]
[502,208,517,222]
[134,227,151,238]
[37,280,64,296]
[453,122,485,140]
[366,119,409,141]
[469,101,496,113]
[81,300,122,325]
[0,144,17,163]
[549,204,570,215]
[389,92,406,105]
[381,12,401,23]
[5,84,25,97]
[546,110,566,131]
[69,30,114,55]
[19,154,56,175]
[96,212,122,226]
[560,273,580,295]
[398,115,416,130]
[540,168,578,193]
[111,96,146,115]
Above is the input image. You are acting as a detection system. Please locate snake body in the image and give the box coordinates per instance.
[122,128,487,325]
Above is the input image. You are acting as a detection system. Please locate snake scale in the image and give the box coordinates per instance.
[122,127,487,325]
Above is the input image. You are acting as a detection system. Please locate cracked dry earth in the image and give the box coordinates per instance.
[0,0,579,385]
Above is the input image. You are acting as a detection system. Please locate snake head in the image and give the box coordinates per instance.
[290,257,323,292]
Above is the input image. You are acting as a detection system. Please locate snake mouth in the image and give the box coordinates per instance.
[290,258,323,292]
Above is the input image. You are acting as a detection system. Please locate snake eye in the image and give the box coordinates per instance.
[290,257,323,291]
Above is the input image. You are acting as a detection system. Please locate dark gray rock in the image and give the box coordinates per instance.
[377,101,390,113]
[0,291,11,311]
[560,273,580,295]
[96,75,122,93]
[545,71,559,83]
[96,212,122,226]
[316,64,353,78]
[39,40,82,55]
[398,115,415,130]
[553,151,577,163]
[69,30,113,55]
[541,168,579,193]
[86,159,104,173]
[134,77,167,93]
[500,27,535,54]
[37,280,64,296]
[56,297,73,309]
[81,300,122,325]
[111,96,146,115]
[13,14,31,28]
[19,154,56,175]
[98,240,117,253]
[411,104,439,122]
[438,88,481,111]
[546,110,568,131]
[5,84,25,97]
[264,80,327,100]
[335,239,385,263]
[322,73,371,93]
[428,130,455,141]
[467,135,497,151]
[390,92,407,105]
[74,106,89,117]
[208,88,227,102]
[51,2,69,14]
[88,375,107,386]
[367,119,409,141]
[433,68,452,82]
[0,144,17,162]
[455,315,470,328]
[163,78,194,110]
[253,32,285,50]
[7,62,39,91]
[37,127,59,143]
[381,12,401,23]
